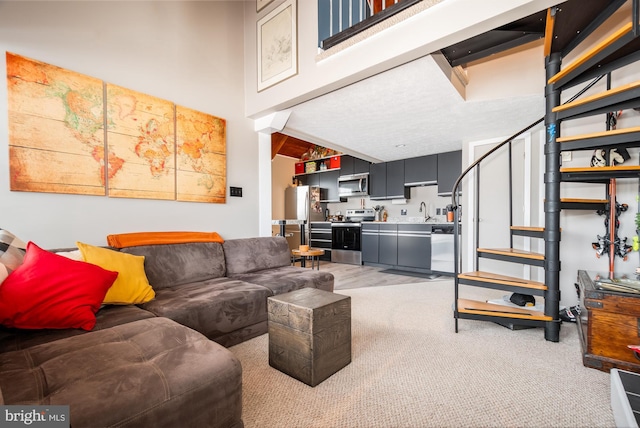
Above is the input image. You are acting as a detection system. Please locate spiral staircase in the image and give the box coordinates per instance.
[452,0,640,342]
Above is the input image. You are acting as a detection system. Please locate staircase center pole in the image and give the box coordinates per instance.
[544,52,562,342]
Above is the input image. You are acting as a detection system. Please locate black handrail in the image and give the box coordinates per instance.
[450,73,606,210]
[450,73,606,320]
[450,117,543,211]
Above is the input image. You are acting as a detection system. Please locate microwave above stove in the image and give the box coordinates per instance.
[338,173,369,197]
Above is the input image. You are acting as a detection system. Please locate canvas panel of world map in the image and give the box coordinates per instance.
[7,52,106,196]
[6,52,227,204]
[176,106,226,203]
[106,84,176,200]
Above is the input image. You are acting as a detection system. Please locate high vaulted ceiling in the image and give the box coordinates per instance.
[274,0,630,163]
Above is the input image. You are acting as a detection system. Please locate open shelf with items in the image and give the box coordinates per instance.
[295,155,341,176]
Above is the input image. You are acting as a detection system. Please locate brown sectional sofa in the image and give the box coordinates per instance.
[0,236,334,427]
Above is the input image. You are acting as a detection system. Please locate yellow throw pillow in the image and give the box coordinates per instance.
[76,242,155,305]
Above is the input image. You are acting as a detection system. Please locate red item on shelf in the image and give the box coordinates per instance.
[329,156,341,169]
[295,162,305,174]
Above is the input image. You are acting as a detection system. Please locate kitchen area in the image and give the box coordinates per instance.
[271,151,461,276]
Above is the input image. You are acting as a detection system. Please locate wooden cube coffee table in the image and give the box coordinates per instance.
[267,288,351,387]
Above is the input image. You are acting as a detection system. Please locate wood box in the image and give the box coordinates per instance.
[268,288,351,386]
[577,270,640,373]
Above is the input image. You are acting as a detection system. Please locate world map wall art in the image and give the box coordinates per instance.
[6,52,227,203]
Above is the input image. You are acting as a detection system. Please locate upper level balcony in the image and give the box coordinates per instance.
[318,0,424,50]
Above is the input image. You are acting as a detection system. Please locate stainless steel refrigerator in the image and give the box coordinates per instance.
[283,185,325,251]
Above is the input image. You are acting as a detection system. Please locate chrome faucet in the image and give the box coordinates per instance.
[419,201,430,221]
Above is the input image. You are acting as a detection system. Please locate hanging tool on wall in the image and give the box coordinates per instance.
[590,109,632,279]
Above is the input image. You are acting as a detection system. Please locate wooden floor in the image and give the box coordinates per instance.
[311,261,454,290]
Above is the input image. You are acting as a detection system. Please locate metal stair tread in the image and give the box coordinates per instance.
[476,248,545,260]
[510,226,544,232]
[561,165,640,173]
[559,197,609,203]
[509,225,556,238]
[548,21,634,86]
[560,198,608,210]
[552,80,640,113]
[556,126,640,142]
[457,298,552,321]
[458,271,547,290]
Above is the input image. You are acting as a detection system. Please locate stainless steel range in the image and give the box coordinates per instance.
[331,208,375,265]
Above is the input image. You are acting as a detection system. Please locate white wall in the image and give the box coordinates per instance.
[0,1,259,248]
[465,42,545,100]
[243,0,561,119]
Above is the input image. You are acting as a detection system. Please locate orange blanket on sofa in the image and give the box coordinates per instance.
[107,231,224,249]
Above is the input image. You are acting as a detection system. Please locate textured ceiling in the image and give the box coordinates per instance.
[282,54,544,163]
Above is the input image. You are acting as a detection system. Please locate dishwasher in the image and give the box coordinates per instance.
[430,227,455,274]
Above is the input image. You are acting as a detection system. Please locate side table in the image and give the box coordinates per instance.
[267,287,351,387]
[291,248,325,270]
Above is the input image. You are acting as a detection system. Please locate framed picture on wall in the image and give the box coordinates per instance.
[257,0,297,91]
[257,0,275,13]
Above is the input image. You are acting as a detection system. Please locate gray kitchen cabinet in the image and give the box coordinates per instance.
[339,155,370,177]
[369,162,387,199]
[319,169,340,202]
[370,161,410,200]
[404,155,437,186]
[378,224,398,266]
[298,173,319,187]
[386,160,410,199]
[437,150,462,196]
[397,224,431,269]
[361,223,379,263]
[297,170,340,202]
[310,222,332,261]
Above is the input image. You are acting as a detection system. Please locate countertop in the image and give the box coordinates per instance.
[271,219,307,225]
[309,220,458,226]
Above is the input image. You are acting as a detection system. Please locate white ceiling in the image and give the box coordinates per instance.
[281,54,545,162]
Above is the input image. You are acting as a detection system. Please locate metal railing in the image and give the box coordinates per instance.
[449,74,606,280]
[318,0,421,50]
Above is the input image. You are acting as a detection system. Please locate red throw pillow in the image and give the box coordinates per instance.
[0,242,118,331]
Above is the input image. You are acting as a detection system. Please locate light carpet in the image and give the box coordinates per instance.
[230,281,615,427]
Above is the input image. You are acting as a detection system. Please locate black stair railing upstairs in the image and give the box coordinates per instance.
[449,74,607,286]
[318,0,422,50]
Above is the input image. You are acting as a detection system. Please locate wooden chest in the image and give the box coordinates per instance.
[577,270,640,373]
[268,288,351,386]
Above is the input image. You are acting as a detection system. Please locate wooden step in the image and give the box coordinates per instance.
[561,165,640,182]
[510,226,544,238]
[457,298,552,321]
[477,248,544,266]
[458,271,547,296]
[557,126,640,152]
[552,80,640,121]
[548,21,636,88]
[560,198,608,210]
